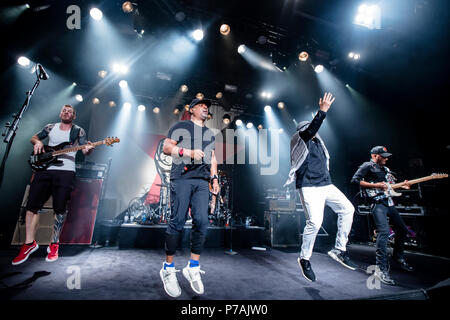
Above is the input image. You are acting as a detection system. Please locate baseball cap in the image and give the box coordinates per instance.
[370,146,392,157]
[189,98,211,109]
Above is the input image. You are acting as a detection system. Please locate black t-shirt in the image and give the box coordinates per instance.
[167,120,215,180]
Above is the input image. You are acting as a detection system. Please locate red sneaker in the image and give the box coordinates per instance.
[46,242,59,262]
[12,240,39,265]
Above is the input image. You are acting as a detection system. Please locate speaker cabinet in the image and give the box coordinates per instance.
[264,211,301,247]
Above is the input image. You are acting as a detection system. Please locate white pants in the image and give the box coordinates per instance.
[298,184,354,260]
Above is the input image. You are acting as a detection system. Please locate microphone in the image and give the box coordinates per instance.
[37,64,49,80]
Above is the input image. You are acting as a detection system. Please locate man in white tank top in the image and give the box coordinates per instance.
[12,105,95,265]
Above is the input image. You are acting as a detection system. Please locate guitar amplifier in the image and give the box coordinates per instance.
[266,199,296,212]
[75,162,107,179]
[264,211,301,247]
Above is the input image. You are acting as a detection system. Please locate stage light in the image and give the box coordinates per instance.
[72,82,77,86]
[235,119,242,126]
[216,92,223,99]
[264,105,271,112]
[173,108,180,115]
[348,52,355,58]
[192,29,204,41]
[354,3,380,29]
[223,114,231,125]
[98,70,107,78]
[184,104,190,111]
[75,94,83,102]
[298,51,309,61]
[238,45,246,54]
[314,65,324,73]
[277,102,285,109]
[119,80,128,88]
[196,93,204,100]
[138,105,146,112]
[109,101,116,107]
[278,128,284,133]
[153,107,160,114]
[220,24,230,35]
[122,1,133,13]
[17,56,30,67]
[90,8,103,21]
[92,98,100,104]
[123,102,131,110]
[112,63,128,74]
[257,124,263,130]
[246,122,253,129]
[180,84,188,92]
[354,53,361,60]
[266,92,273,99]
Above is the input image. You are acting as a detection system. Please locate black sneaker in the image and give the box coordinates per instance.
[297,258,316,282]
[327,248,357,270]
[395,258,414,272]
[374,268,397,286]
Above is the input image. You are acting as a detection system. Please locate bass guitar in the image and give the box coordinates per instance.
[28,137,120,171]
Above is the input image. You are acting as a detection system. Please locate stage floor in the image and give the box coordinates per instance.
[0,243,448,300]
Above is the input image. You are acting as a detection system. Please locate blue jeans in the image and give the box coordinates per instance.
[371,203,408,271]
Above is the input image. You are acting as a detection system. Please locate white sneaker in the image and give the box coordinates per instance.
[159,263,181,298]
[182,263,205,295]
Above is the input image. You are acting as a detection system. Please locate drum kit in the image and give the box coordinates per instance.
[126,139,232,226]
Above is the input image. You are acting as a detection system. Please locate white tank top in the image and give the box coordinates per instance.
[47,123,76,172]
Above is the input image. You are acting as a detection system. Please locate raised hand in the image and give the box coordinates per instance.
[319,92,335,112]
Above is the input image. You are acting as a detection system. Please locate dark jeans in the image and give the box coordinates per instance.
[371,203,408,271]
[165,178,210,256]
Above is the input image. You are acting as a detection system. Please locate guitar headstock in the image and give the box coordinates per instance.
[431,173,448,179]
[104,137,120,146]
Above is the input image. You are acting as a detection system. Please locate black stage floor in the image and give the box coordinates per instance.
[0,243,448,300]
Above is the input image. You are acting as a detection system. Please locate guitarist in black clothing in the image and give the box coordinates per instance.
[351,146,413,285]
[12,105,94,265]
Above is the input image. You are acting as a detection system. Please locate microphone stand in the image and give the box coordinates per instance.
[0,69,43,189]
[225,163,237,255]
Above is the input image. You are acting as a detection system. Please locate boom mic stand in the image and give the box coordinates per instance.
[225,164,237,255]
[0,66,46,189]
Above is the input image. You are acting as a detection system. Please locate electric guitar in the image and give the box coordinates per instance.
[28,137,120,171]
[364,173,448,201]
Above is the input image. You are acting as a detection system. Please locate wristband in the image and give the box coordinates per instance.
[210,174,219,182]
[178,147,184,157]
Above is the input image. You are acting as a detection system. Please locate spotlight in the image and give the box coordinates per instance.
[264,105,271,112]
[354,53,361,60]
[216,92,223,99]
[153,107,160,114]
[90,8,103,21]
[109,101,116,107]
[192,29,204,41]
[314,65,324,73]
[92,98,100,104]
[237,45,246,54]
[138,105,146,112]
[122,1,133,13]
[354,3,381,29]
[235,119,243,126]
[223,114,231,125]
[246,122,253,129]
[184,104,190,111]
[278,128,284,133]
[98,70,107,78]
[17,56,30,67]
[173,108,180,115]
[112,63,128,74]
[298,51,309,62]
[277,102,285,109]
[180,84,188,92]
[348,52,355,58]
[75,94,83,102]
[119,80,128,88]
[257,124,263,130]
[123,102,131,110]
[220,24,230,35]
[196,93,204,100]
[72,82,77,86]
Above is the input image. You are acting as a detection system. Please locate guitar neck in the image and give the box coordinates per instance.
[391,176,434,189]
[52,140,104,156]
